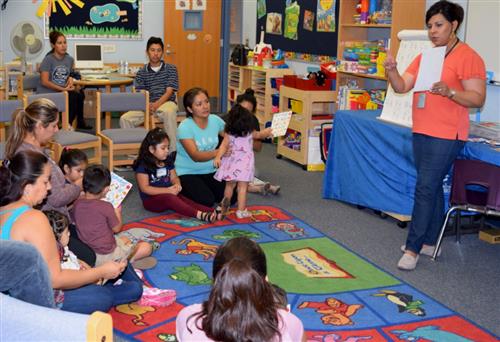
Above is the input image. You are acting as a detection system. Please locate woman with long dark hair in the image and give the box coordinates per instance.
[38,30,90,129]
[176,237,305,341]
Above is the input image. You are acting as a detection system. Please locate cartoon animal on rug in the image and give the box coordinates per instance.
[308,333,372,342]
[391,326,473,342]
[157,333,177,341]
[270,222,305,238]
[212,229,261,240]
[161,218,205,227]
[298,297,363,326]
[170,264,212,286]
[228,208,275,221]
[373,290,426,317]
[115,303,156,326]
[117,228,165,244]
[171,238,218,260]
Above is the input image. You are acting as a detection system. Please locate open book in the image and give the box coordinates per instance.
[104,172,133,208]
[271,111,293,137]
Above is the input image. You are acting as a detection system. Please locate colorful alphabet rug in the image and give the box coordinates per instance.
[111,206,498,341]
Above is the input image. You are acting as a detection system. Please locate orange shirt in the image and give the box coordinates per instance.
[405,43,486,141]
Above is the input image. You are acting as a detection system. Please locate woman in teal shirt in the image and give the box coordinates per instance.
[175,87,231,207]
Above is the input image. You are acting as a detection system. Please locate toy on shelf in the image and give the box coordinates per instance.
[338,40,387,75]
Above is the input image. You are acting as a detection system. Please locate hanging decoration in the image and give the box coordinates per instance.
[284,1,300,40]
[257,0,266,19]
[35,0,85,17]
[303,10,314,31]
[317,0,336,32]
[266,12,282,35]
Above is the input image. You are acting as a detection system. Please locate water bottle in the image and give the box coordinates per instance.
[119,60,124,74]
[124,61,129,74]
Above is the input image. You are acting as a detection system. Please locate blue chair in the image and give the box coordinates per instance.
[96,91,150,170]
[0,99,23,160]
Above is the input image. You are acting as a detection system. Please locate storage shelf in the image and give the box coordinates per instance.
[340,23,391,28]
[337,70,387,81]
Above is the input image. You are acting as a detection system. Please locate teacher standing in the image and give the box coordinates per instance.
[384,0,486,270]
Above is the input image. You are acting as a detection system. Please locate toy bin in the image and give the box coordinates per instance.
[275,78,284,90]
[320,62,337,80]
[283,75,297,88]
[272,93,280,107]
[295,78,333,91]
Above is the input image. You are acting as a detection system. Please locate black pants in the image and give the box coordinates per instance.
[179,173,237,208]
[68,223,96,267]
[68,90,85,127]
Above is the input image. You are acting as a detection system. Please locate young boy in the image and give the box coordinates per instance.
[72,165,155,267]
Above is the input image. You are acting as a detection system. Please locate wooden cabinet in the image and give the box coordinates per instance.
[228,64,293,126]
[336,0,425,90]
[277,86,336,171]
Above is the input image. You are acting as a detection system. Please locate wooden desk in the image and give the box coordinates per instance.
[75,76,133,129]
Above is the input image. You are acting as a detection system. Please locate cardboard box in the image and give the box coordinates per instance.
[479,229,500,244]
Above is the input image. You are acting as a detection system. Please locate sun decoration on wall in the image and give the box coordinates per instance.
[34,0,85,17]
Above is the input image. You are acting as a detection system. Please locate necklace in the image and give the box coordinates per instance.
[445,37,459,58]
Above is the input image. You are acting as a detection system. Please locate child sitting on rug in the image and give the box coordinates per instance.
[59,148,88,190]
[133,127,222,223]
[214,105,273,218]
[71,164,154,267]
[176,237,303,341]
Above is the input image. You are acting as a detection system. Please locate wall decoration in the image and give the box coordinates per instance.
[266,13,282,35]
[317,0,336,32]
[45,0,142,39]
[34,0,85,17]
[191,0,206,11]
[303,10,315,31]
[284,2,300,40]
[257,0,266,19]
[175,0,190,11]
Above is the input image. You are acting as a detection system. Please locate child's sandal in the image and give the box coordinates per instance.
[199,211,217,223]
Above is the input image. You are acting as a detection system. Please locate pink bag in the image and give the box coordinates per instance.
[138,287,176,307]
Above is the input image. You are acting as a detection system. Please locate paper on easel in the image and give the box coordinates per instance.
[271,111,292,137]
[104,172,132,208]
[413,46,446,92]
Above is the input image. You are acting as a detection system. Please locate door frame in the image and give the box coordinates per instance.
[219,0,231,113]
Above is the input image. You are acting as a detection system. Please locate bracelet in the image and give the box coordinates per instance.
[448,89,457,99]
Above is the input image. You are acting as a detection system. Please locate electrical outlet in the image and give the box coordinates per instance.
[103,44,116,53]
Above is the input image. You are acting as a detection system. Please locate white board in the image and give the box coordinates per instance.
[465,0,500,81]
[379,30,433,127]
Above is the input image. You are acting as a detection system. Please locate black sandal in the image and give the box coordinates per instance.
[199,211,217,223]
[220,197,231,216]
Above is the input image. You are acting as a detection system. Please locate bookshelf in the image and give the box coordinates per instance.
[227,64,293,126]
[276,86,336,171]
[336,0,425,91]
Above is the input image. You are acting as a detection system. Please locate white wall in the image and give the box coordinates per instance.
[0,0,164,65]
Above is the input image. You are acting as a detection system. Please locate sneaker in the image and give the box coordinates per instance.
[236,209,252,219]
[397,253,419,271]
[132,256,157,270]
[401,244,441,257]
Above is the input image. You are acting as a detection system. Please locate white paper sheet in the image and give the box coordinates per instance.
[271,111,292,137]
[413,46,446,92]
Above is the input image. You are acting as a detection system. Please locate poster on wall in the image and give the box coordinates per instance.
[192,0,206,11]
[266,13,282,35]
[45,0,142,39]
[317,0,336,32]
[176,0,190,10]
[284,2,300,40]
[303,10,315,31]
[257,0,267,19]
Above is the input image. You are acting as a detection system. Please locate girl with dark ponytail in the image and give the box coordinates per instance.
[176,237,305,341]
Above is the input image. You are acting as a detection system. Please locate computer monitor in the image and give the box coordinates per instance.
[74,43,103,69]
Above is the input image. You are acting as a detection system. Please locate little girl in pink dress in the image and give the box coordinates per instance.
[214,105,273,218]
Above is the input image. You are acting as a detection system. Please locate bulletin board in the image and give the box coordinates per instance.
[256,0,339,57]
[45,0,142,39]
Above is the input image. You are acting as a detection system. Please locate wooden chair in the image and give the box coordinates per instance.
[148,93,186,129]
[17,73,40,99]
[96,91,150,170]
[25,92,101,164]
[0,99,24,160]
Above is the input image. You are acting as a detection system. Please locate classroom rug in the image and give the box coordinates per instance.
[110,205,498,342]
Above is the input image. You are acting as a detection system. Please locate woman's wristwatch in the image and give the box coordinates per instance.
[448,89,457,99]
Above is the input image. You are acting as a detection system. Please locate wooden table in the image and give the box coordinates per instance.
[75,75,133,129]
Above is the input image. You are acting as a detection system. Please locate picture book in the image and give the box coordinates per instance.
[271,111,293,137]
[104,172,133,208]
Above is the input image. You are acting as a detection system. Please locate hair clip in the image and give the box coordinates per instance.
[2,159,10,168]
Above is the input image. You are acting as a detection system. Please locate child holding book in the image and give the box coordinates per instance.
[71,165,154,267]
[133,128,222,223]
[214,105,273,218]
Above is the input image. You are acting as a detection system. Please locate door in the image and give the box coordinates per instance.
[164,0,222,101]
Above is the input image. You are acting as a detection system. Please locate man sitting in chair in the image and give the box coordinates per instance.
[120,36,179,151]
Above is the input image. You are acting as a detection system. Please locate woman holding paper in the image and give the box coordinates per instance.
[5,98,96,266]
[383,0,486,270]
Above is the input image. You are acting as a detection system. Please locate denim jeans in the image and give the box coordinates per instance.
[0,240,55,308]
[406,133,464,253]
[62,264,142,314]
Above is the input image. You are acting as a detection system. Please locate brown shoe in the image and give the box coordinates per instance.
[266,184,281,195]
[132,256,157,270]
